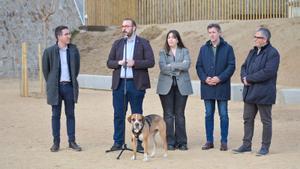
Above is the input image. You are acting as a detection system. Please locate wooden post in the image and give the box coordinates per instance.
[284,0,287,18]
[21,42,28,97]
[242,0,244,20]
[256,0,259,19]
[224,0,226,20]
[264,0,267,18]
[239,0,241,20]
[38,43,44,95]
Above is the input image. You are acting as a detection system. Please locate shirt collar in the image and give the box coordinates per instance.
[209,40,220,48]
[254,43,270,52]
[60,46,68,51]
[56,42,68,50]
[127,33,136,42]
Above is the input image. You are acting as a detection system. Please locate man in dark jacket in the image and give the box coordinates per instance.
[233,28,280,156]
[107,18,155,151]
[196,23,236,151]
[42,25,81,152]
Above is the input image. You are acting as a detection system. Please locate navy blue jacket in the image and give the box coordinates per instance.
[196,38,236,100]
[241,43,280,105]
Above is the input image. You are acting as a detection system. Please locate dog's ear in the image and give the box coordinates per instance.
[127,115,132,123]
[142,115,145,122]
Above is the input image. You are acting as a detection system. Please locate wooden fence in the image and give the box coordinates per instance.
[85,0,138,26]
[85,0,299,26]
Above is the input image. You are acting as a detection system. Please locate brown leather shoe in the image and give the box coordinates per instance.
[220,143,228,151]
[202,142,214,150]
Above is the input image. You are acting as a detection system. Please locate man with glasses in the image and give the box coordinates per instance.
[42,25,81,152]
[233,27,280,156]
[107,18,155,151]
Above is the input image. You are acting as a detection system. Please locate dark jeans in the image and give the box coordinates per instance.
[243,103,272,149]
[51,83,76,144]
[112,79,145,145]
[204,100,229,144]
[159,85,188,146]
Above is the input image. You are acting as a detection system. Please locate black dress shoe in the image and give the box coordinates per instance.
[69,142,82,151]
[167,145,176,150]
[220,143,228,151]
[50,144,59,152]
[202,142,214,150]
[137,141,144,152]
[178,144,188,151]
[256,147,269,156]
[110,143,123,151]
[232,145,251,153]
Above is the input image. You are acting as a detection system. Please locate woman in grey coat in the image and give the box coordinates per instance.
[156,30,193,151]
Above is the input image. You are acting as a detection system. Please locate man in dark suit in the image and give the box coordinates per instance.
[42,25,82,152]
[107,18,155,151]
[233,27,280,156]
[196,23,236,151]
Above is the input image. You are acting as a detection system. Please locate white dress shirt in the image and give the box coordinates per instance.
[120,34,136,78]
[59,47,71,82]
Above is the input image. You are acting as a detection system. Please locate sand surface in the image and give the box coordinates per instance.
[0,78,299,169]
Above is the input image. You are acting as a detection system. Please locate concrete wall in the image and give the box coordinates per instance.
[0,0,81,77]
[78,74,300,104]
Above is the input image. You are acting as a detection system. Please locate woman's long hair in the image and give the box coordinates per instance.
[164,30,186,54]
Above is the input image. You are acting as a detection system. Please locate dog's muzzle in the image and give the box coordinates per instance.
[133,122,143,132]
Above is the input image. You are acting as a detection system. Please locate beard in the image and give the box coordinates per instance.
[123,30,133,38]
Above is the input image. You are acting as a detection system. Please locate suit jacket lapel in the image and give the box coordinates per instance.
[133,36,139,60]
[54,46,61,79]
[175,48,182,62]
[67,47,72,78]
[119,38,126,60]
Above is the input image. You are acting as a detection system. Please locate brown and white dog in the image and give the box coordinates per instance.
[127,114,168,161]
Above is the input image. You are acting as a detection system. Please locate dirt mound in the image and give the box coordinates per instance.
[139,25,165,40]
[72,18,300,87]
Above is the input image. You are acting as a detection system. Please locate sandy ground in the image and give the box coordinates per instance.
[0,78,300,169]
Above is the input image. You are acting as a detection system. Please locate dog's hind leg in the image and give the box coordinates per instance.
[160,129,168,158]
[150,133,157,157]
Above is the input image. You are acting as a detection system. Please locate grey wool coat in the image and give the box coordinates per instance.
[42,43,80,105]
[156,47,193,96]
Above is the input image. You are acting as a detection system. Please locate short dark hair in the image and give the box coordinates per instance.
[257,27,271,42]
[164,30,186,54]
[207,23,221,32]
[55,25,69,40]
[123,18,136,27]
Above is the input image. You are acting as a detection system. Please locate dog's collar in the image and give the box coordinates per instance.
[132,124,144,139]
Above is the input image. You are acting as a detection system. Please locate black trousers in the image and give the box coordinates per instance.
[243,103,272,149]
[159,85,188,146]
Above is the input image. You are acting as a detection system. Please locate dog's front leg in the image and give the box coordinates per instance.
[143,136,149,161]
[131,137,137,160]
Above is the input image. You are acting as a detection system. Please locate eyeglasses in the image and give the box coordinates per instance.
[254,36,265,39]
[121,25,133,28]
